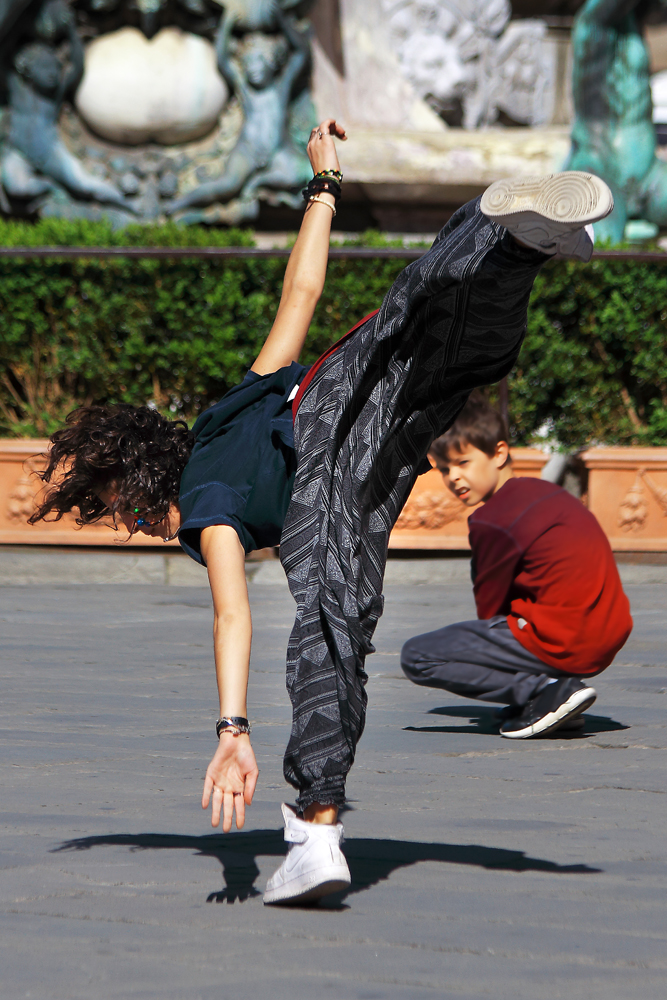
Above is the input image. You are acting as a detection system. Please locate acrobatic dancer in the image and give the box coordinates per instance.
[30,119,614,904]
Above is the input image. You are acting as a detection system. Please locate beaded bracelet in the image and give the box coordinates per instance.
[314,169,343,182]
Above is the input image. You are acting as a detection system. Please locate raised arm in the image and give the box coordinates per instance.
[200,524,259,831]
[215,9,244,95]
[276,8,309,94]
[250,118,346,376]
[60,13,84,98]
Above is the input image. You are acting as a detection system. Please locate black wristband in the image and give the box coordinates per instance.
[216,716,251,738]
[302,176,342,204]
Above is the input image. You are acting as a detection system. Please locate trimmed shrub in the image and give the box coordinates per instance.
[0,221,405,436]
[1,219,667,445]
[509,257,667,447]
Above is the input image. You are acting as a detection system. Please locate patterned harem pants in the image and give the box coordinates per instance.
[279,196,547,810]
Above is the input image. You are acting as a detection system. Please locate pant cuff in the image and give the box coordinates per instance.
[499,228,552,264]
[296,776,347,813]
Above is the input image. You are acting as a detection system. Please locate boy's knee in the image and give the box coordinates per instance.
[401,636,429,683]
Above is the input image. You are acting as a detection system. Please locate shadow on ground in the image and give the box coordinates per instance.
[53,829,602,906]
[403,705,630,738]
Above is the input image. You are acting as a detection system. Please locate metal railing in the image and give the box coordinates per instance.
[0,246,665,261]
[0,246,423,260]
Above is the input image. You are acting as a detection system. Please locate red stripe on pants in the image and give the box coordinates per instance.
[292,310,380,420]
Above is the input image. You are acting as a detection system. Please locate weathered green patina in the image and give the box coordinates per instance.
[566,0,667,243]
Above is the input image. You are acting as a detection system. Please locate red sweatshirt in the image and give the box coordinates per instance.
[468,478,632,674]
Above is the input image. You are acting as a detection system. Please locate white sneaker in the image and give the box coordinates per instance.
[263,803,351,905]
[480,172,614,261]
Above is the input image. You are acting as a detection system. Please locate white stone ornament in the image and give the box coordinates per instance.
[383,0,562,129]
[74,27,229,146]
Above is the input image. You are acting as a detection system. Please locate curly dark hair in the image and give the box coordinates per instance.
[29,404,195,528]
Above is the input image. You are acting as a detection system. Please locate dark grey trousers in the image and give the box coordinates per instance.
[281,197,546,809]
[401,617,567,706]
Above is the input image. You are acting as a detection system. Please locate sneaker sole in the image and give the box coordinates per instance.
[263,866,351,906]
[500,688,597,740]
[480,172,613,231]
[553,713,586,732]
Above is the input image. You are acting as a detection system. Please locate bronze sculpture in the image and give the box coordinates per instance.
[566,0,667,243]
[0,0,314,223]
[1,0,133,211]
[167,7,312,218]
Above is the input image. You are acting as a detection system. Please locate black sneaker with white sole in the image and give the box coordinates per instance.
[496,704,586,732]
[499,677,597,739]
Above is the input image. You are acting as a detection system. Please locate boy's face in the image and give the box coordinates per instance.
[435,441,512,507]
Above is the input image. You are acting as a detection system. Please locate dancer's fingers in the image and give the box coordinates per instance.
[222,791,235,833]
[307,119,345,157]
[210,785,223,828]
[244,767,258,805]
[202,773,213,810]
[234,792,246,830]
[307,127,342,174]
[320,118,347,140]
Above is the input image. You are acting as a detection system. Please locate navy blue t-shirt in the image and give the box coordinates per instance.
[178,362,306,564]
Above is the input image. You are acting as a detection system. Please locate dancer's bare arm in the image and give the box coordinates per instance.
[200,524,258,831]
[251,118,346,376]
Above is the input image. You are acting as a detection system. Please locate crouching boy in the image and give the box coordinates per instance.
[401,396,632,738]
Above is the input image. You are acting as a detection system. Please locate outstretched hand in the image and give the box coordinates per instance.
[202,733,259,832]
[307,118,347,177]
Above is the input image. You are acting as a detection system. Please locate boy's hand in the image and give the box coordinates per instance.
[307,118,347,176]
[202,733,258,832]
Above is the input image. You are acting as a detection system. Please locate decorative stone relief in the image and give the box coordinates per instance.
[165,3,314,223]
[617,467,667,533]
[640,468,667,517]
[1,0,135,215]
[394,490,469,531]
[7,457,44,522]
[0,0,316,224]
[618,470,648,532]
[75,28,229,146]
[383,0,562,129]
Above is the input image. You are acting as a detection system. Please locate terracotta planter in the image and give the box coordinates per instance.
[8,439,665,552]
[0,439,178,547]
[580,448,667,551]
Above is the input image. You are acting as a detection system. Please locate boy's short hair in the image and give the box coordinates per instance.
[430,393,509,463]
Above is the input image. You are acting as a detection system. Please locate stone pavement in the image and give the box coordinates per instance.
[3,545,667,587]
[2,572,667,999]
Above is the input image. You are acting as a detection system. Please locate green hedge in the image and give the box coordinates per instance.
[0,220,408,437]
[509,257,667,447]
[1,219,667,446]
